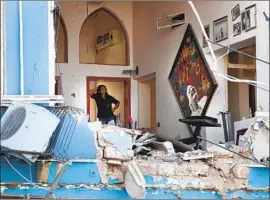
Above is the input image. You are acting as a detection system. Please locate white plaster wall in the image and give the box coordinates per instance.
[255,1,269,112]
[57,1,138,121]
[133,1,263,143]
[138,82,151,128]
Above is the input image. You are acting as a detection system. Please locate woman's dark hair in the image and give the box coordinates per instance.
[97,85,109,97]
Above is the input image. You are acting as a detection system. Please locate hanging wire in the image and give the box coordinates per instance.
[4,156,54,196]
[188,1,270,93]
[207,39,270,65]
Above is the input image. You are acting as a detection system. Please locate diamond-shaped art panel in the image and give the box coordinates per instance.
[169,24,218,118]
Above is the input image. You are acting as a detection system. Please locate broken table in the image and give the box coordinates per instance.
[179,116,221,150]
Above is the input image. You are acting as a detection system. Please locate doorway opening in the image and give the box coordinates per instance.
[86,77,131,127]
[227,45,256,127]
[137,73,156,132]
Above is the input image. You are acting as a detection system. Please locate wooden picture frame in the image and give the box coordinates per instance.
[168,24,218,134]
[243,4,257,32]
[231,4,240,21]
[202,25,210,48]
[213,16,228,42]
[233,22,241,36]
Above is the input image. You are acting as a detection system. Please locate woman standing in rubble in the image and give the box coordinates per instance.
[90,85,120,125]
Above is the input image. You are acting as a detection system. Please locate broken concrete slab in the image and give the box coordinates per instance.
[183,150,214,161]
[151,141,175,154]
[232,165,250,179]
[102,129,133,157]
[107,160,122,166]
[242,116,269,162]
[103,146,131,161]
[124,161,146,199]
[157,163,177,176]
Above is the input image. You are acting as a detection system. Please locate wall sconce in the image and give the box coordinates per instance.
[122,66,139,76]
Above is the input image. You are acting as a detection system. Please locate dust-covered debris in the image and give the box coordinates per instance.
[241,116,269,163]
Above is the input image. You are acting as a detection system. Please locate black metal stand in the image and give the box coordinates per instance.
[179,116,221,150]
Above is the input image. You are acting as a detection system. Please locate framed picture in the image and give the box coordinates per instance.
[233,22,241,36]
[202,25,210,48]
[168,24,218,122]
[242,4,256,32]
[231,4,240,21]
[213,16,228,42]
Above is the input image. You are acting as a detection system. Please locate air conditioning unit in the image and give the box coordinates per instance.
[1,101,60,162]
[95,29,122,51]
[157,12,185,30]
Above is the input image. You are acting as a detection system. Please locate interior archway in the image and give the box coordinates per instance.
[54,12,68,63]
[79,7,129,66]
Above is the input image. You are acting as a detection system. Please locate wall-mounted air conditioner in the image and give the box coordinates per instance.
[1,101,60,162]
[157,12,185,30]
[95,29,122,51]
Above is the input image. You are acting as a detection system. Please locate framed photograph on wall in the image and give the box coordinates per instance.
[213,16,228,42]
[242,4,256,32]
[202,25,210,48]
[231,4,240,21]
[233,22,241,36]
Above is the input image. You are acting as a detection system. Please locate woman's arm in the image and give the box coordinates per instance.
[112,102,120,113]
[90,88,97,97]
[110,96,120,113]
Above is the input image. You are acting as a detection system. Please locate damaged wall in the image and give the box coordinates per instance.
[4,1,55,95]
[57,1,138,122]
[133,1,268,142]
[255,1,269,112]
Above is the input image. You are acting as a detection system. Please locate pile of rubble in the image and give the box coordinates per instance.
[89,123,268,197]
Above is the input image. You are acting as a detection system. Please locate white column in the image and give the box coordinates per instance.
[256,1,269,112]
[48,1,56,96]
[0,1,5,95]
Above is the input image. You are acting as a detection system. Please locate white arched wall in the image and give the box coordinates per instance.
[57,1,138,122]
[79,8,128,65]
[55,13,68,63]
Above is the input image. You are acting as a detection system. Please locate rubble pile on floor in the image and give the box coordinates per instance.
[91,123,268,196]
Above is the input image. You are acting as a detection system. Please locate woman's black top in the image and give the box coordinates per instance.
[91,93,119,118]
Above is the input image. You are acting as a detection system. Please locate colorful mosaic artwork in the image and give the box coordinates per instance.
[169,24,218,118]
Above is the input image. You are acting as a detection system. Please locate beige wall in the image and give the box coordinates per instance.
[228,68,254,123]
[138,82,151,128]
[79,10,126,65]
[138,78,156,130]
[56,16,67,63]
[150,78,156,131]
[133,1,260,142]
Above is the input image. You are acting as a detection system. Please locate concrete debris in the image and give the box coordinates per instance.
[102,129,133,157]
[104,146,131,161]
[124,161,146,199]
[37,161,51,183]
[107,160,122,166]
[133,146,151,155]
[213,158,233,178]
[87,124,265,196]
[232,165,250,179]
[207,143,251,159]
[183,150,214,161]
[151,141,175,154]
[241,116,269,162]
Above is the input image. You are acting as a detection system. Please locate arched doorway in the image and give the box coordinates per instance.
[54,11,68,63]
[79,7,129,66]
